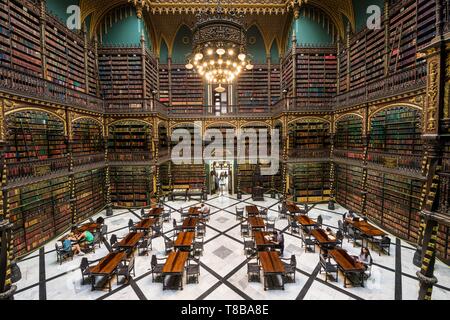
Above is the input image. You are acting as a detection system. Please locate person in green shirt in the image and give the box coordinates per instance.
[76,230,95,248]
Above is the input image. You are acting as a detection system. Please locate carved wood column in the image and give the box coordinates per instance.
[416,36,448,300]
[0,100,15,300]
[141,33,147,99]
[83,23,90,95]
[383,0,390,76]
[39,0,47,79]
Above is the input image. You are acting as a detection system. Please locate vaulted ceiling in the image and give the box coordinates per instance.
[80,0,356,54]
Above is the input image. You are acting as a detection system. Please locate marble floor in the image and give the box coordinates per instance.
[13,194,450,300]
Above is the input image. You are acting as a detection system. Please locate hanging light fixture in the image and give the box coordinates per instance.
[185,0,253,92]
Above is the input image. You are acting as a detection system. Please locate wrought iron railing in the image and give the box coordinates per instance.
[334,64,427,109]
[0,66,104,113]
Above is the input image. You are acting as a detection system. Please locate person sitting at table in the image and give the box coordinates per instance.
[64,233,83,256]
[200,203,210,214]
[271,231,285,256]
[325,227,335,237]
[76,230,95,249]
[356,247,372,270]
[95,216,105,225]
[343,211,355,221]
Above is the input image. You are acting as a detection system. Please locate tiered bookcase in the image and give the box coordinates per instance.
[171,164,205,188]
[334,115,364,160]
[72,118,104,159]
[98,47,144,99]
[296,48,337,104]
[45,14,89,100]
[365,169,423,241]
[158,64,170,103]
[110,166,153,207]
[7,0,42,76]
[281,53,293,96]
[338,43,348,94]
[74,169,106,223]
[170,64,204,108]
[335,164,363,214]
[368,106,423,170]
[9,177,71,257]
[108,121,152,162]
[5,110,68,181]
[237,65,269,108]
[270,66,281,105]
[288,163,331,203]
[288,120,331,158]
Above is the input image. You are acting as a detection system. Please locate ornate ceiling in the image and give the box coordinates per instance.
[80,0,356,54]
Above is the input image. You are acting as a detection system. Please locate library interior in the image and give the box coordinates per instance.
[0,0,449,301]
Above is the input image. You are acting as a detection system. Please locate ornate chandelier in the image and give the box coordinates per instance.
[185,1,253,93]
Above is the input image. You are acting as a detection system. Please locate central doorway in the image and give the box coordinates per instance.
[209,160,234,196]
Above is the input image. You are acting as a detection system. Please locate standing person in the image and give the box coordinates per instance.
[219,176,226,196]
[215,174,220,194]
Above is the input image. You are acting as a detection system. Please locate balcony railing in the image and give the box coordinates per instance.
[0,63,428,117]
[108,152,153,163]
[288,149,331,159]
[334,64,427,109]
[0,66,104,113]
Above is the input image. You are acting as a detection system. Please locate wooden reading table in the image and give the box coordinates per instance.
[188,207,201,216]
[248,217,266,231]
[347,220,386,247]
[246,205,260,217]
[329,248,365,288]
[117,232,144,251]
[58,223,100,242]
[310,228,338,251]
[90,251,126,292]
[286,204,304,216]
[133,218,157,234]
[162,251,190,290]
[174,232,195,251]
[253,231,277,251]
[147,207,164,218]
[258,251,285,290]
[181,217,198,231]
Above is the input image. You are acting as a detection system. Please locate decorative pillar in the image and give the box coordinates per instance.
[141,33,147,99]
[104,134,113,216]
[415,35,448,299]
[93,35,100,97]
[291,31,297,99]
[39,0,47,79]
[0,101,16,300]
[83,22,90,95]
[383,0,390,76]
[168,57,173,106]
[345,23,351,92]
[267,56,272,106]
[328,133,336,210]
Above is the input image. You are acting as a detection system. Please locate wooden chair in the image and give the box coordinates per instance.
[150,255,166,282]
[116,256,135,283]
[185,258,201,284]
[247,259,261,282]
[319,253,338,282]
[55,243,73,265]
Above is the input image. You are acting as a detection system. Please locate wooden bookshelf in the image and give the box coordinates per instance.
[74,168,106,223]
[8,0,42,76]
[98,47,144,100]
[288,120,331,158]
[170,64,204,108]
[365,169,423,241]
[281,53,293,96]
[270,66,281,105]
[110,166,153,207]
[368,106,423,170]
[108,121,152,162]
[237,65,269,109]
[171,164,205,189]
[338,44,348,94]
[334,115,364,160]
[335,164,363,213]
[158,64,170,103]
[288,163,331,203]
[145,48,158,97]
[296,48,337,104]
[8,177,71,257]
[72,118,104,158]
[5,110,68,181]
